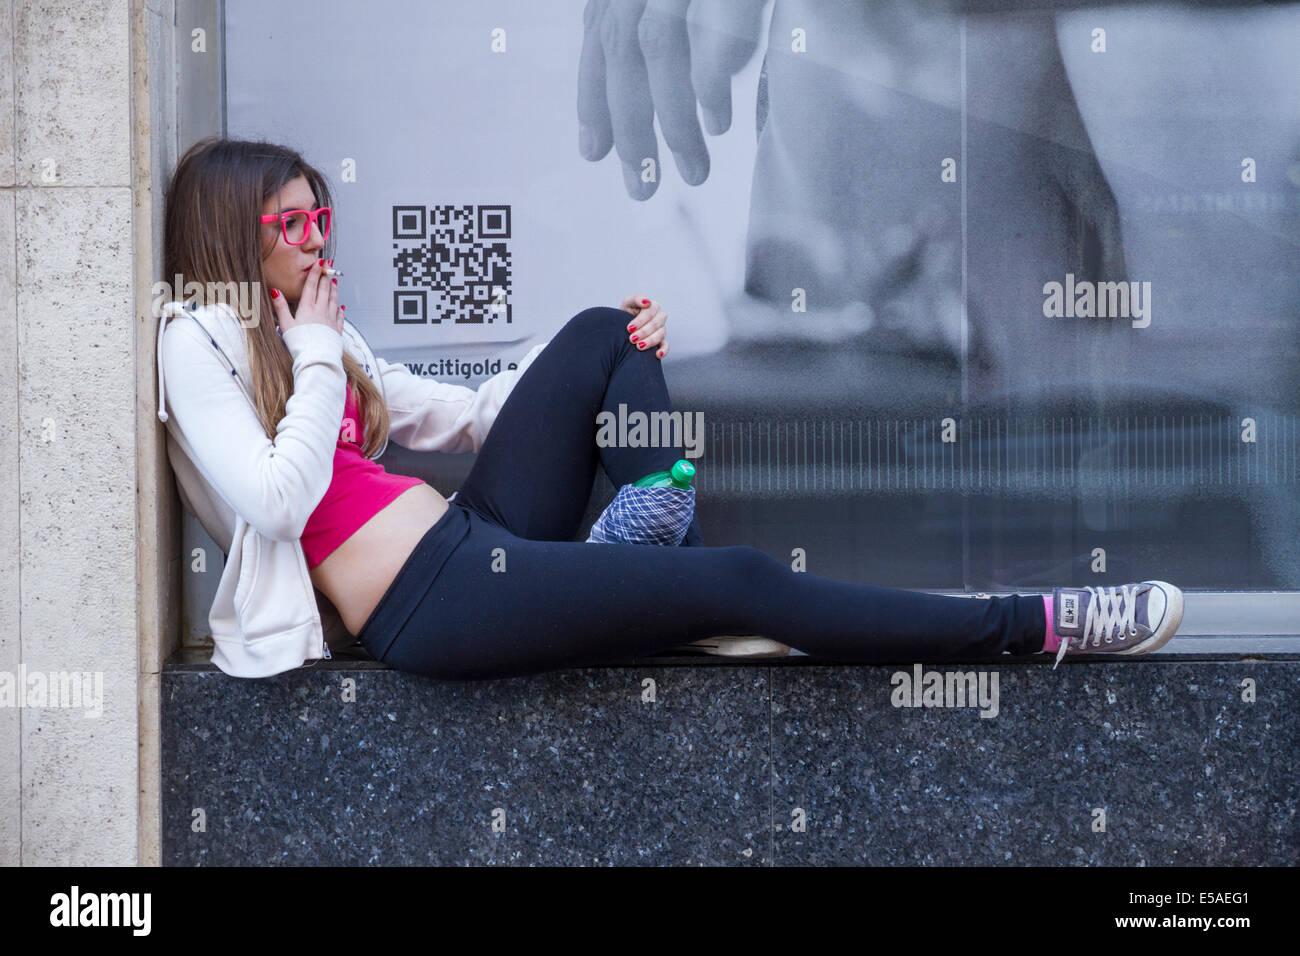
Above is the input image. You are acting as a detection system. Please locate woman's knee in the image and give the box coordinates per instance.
[562,306,635,342]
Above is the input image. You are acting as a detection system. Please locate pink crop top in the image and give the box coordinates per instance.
[300,383,425,570]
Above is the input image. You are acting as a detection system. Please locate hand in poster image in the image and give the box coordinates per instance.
[577,0,768,200]
[575,0,1298,413]
[574,0,1117,366]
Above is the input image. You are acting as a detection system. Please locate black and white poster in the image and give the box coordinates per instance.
[227,0,1300,590]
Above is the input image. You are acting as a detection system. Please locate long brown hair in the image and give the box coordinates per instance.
[162,136,389,457]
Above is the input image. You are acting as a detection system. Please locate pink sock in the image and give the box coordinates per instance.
[1041,595,1060,653]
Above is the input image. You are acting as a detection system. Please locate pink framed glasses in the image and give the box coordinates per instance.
[260,206,332,245]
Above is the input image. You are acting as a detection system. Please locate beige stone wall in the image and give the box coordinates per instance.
[0,0,209,866]
[0,0,135,865]
[138,0,179,871]
[0,0,16,872]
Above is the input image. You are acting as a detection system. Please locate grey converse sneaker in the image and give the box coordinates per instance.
[1050,580,1184,669]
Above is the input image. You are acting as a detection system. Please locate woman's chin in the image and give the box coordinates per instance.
[275,278,306,302]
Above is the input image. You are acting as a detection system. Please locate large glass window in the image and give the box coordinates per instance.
[213,0,1298,647]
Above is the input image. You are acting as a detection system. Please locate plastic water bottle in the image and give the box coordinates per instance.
[632,459,696,489]
[586,459,698,546]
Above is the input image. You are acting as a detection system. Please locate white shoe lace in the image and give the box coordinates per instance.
[1052,584,1141,669]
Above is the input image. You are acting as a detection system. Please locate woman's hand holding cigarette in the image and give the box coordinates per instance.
[271,258,344,336]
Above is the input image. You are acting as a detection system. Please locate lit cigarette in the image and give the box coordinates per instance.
[322,266,344,277]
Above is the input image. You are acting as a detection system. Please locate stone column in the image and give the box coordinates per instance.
[0,0,174,866]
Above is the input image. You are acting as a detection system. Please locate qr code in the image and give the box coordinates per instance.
[391,204,512,324]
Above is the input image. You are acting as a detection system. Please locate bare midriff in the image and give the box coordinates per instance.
[308,481,450,636]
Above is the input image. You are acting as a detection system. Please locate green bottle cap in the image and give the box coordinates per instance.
[632,459,698,488]
[669,459,696,488]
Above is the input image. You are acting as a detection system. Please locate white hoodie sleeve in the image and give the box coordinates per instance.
[160,318,347,542]
[377,339,549,454]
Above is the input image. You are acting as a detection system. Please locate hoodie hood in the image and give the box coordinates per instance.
[155,300,241,426]
[155,301,194,424]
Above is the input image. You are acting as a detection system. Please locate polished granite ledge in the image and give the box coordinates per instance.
[159,658,1289,868]
[161,657,1297,865]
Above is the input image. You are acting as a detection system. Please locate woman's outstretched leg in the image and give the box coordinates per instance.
[453,306,705,545]
[376,515,1048,680]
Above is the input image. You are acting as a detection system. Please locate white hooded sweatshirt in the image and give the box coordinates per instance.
[155,299,547,677]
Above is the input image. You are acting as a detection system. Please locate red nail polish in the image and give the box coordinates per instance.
[627,324,635,331]
[641,299,649,305]
[329,258,334,266]
[270,288,280,299]
[638,342,646,349]
[631,335,638,342]
[332,278,338,285]
[656,350,664,357]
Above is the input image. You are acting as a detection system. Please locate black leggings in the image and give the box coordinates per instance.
[356,307,1048,680]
